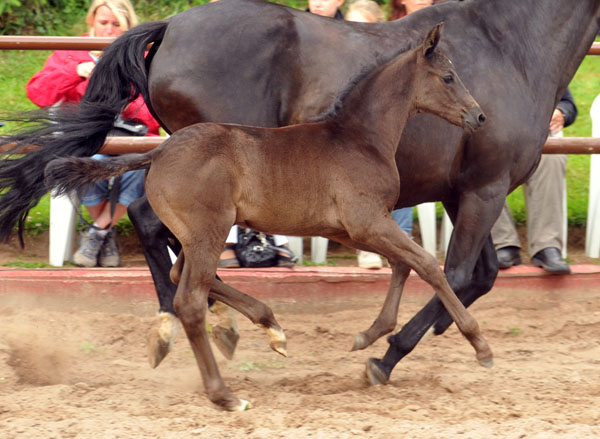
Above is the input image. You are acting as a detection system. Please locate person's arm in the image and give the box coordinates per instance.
[26,51,90,108]
[556,87,577,128]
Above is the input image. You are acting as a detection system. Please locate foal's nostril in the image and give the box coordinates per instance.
[478,113,486,125]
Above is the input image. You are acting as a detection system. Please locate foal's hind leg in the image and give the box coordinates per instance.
[210,279,288,357]
[171,251,287,359]
[173,244,250,411]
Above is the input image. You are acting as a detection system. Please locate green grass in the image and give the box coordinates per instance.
[1,10,599,235]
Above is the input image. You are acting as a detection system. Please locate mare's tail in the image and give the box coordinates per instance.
[44,153,154,199]
[0,20,168,244]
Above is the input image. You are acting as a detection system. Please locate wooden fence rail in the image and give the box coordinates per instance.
[1,37,599,155]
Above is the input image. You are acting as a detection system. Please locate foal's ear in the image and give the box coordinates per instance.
[423,22,444,57]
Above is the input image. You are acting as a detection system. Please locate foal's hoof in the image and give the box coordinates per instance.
[365,357,389,386]
[266,327,288,357]
[476,344,494,368]
[212,325,240,360]
[227,399,252,412]
[478,354,494,369]
[236,399,253,411]
[351,332,371,351]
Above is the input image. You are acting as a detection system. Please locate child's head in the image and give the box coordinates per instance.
[308,0,345,18]
[346,0,385,23]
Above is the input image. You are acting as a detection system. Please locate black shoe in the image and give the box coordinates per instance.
[531,247,571,274]
[496,246,521,269]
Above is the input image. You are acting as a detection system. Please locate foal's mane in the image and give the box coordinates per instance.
[307,41,416,123]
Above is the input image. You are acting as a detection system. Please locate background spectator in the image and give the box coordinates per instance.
[26,0,160,268]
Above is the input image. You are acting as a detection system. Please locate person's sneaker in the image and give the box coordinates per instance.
[73,228,104,267]
[99,229,121,267]
[357,250,383,269]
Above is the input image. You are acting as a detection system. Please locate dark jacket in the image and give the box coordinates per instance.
[557,87,577,128]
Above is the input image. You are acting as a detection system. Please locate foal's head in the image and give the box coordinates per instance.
[414,23,486,132]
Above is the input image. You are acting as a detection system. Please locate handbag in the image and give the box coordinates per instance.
[234,228,279,268]
[108,115,149,137]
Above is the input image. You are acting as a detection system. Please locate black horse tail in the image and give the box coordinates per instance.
[0,20,168,244]
[45,153,154,199]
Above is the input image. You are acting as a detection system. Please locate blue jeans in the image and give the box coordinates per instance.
[81,154,145,207]
[392,207,413,235]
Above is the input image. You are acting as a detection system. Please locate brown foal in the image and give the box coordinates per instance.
[46,24,489,411]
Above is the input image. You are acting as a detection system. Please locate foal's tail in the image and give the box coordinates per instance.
[0,20,168,244]
[44,153,155,199]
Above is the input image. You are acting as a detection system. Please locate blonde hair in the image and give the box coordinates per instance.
[346,0,385,23]
[86,0,138,35]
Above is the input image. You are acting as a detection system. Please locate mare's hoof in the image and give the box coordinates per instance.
[351,332,370,351]
[365,357,389,386]
[146,312,179,368]
[212,325,240,360]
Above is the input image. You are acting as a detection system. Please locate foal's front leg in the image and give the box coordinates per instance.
[346,217,493,384]
[347,255,411,351]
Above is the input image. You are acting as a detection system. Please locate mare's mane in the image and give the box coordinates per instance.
[307,41,416,123]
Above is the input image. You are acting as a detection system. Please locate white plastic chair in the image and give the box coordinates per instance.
[586,93,600,257]
[289,203,439,265]
[49,191,77,266]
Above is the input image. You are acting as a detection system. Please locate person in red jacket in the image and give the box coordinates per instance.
[26,0,160,268]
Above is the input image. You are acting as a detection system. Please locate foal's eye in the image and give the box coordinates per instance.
[443,75,454,84]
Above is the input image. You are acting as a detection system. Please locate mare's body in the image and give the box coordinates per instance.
[1,0,599,381]
[45,26,488,410]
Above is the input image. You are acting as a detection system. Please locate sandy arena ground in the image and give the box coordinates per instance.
[1,283,599,438]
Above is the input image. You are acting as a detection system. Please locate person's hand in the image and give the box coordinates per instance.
[549,108,565,135]
[76,61,96,79]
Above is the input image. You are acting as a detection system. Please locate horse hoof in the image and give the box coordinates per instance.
[270,340,288,358]
[235,399,253,411]
[478,357,494,368]
[351,332,370,351]
[147,327,171,369]
[365,357,389,386]
[212,325,240,360]
[146,312,179,368]
[265,327,288,357]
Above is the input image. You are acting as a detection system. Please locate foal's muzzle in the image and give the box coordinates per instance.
[463,106,486,132]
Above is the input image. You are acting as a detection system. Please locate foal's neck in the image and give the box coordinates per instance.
[334,48,419,157]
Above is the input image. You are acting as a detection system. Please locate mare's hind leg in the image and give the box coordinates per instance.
[342,215,492,384]
[129,197,182,367]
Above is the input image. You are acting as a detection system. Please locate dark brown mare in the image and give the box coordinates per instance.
[1,0,599,384]
[45,25,487,410]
